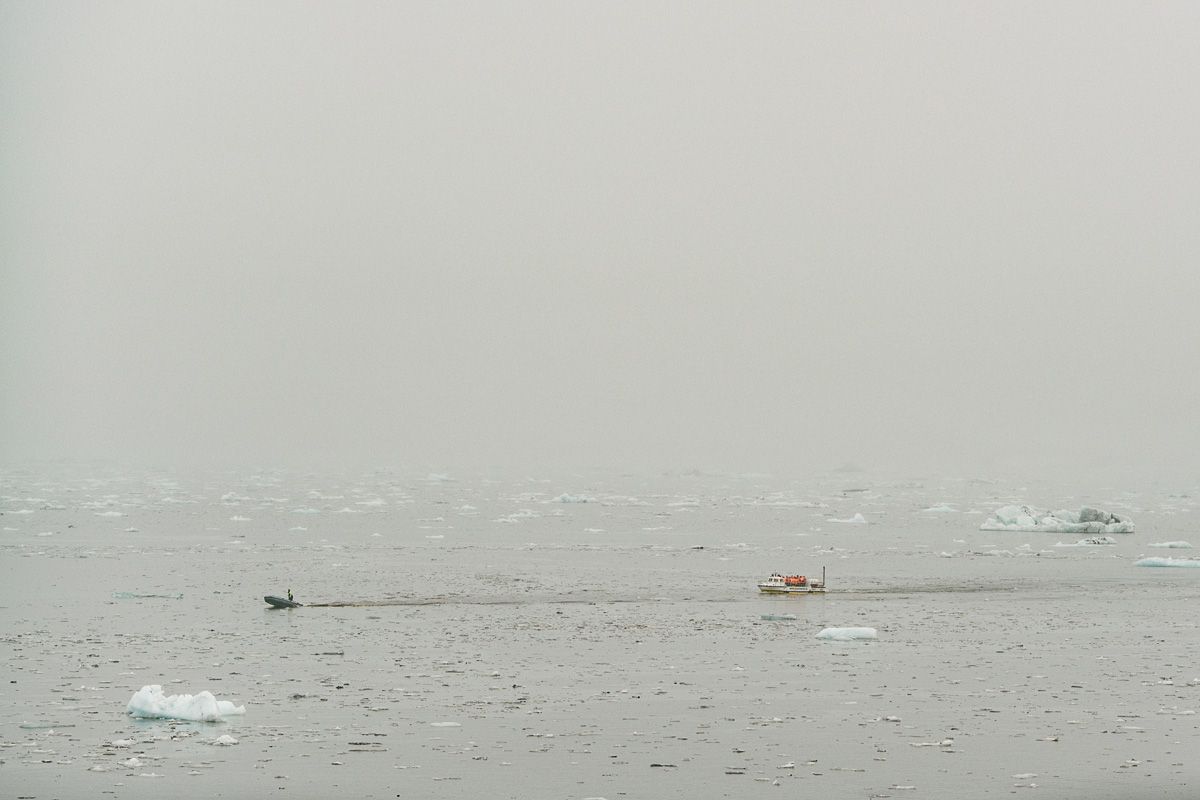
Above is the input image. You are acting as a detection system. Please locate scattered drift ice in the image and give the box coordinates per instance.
[829,513,868,525]
[126,685,245,722]
[1149,541,1194,549]
[816,627,877,641]
[981,505,1134,533]
[1135,557,1200,568]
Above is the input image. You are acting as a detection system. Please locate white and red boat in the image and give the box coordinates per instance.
[757,567,826,594]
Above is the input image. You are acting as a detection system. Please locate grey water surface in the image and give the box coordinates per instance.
[2,467,1197,799]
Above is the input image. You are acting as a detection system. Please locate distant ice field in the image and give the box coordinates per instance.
[1,467,1197,799]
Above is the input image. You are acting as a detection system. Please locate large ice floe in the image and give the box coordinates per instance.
[980,505,1134,533]
[126,685,245,722]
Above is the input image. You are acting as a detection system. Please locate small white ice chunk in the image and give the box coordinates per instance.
[550,493,594,503]
[126,685,245,721]
[829,513,868,524]
[816,627,877,641]
[1055,536,1116,547]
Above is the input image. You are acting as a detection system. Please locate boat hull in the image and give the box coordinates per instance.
[758,585,825,594]
[264,595,302,608]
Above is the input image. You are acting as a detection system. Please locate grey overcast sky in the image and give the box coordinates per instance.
[2,1,1198,479]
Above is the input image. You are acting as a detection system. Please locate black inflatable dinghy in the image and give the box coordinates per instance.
[264,595,302,608]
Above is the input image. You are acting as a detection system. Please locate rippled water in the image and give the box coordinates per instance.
[2,467,1197,799]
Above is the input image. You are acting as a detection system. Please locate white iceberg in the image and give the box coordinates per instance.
[980,505,1134,533]
[816,627,877,641]
[1149,541,1194,549]
[829,513,868,525]
[1135,557,1200,568]
[126,685,245,722]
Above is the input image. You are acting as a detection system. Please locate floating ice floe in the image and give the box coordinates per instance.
[1149,541,1194,549]
[126,685,245,721]
[495,508,540,524]
[922,504,957,513]
[550,493,594,503]
[816,627,877,641]
[755,497,825,508]
[1054,536,1117,547]
[829,513,868,525]
[1135,557,1200,568]
[980,505,1134,533]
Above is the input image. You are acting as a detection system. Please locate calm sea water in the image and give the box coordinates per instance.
[2,466,1197,799]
